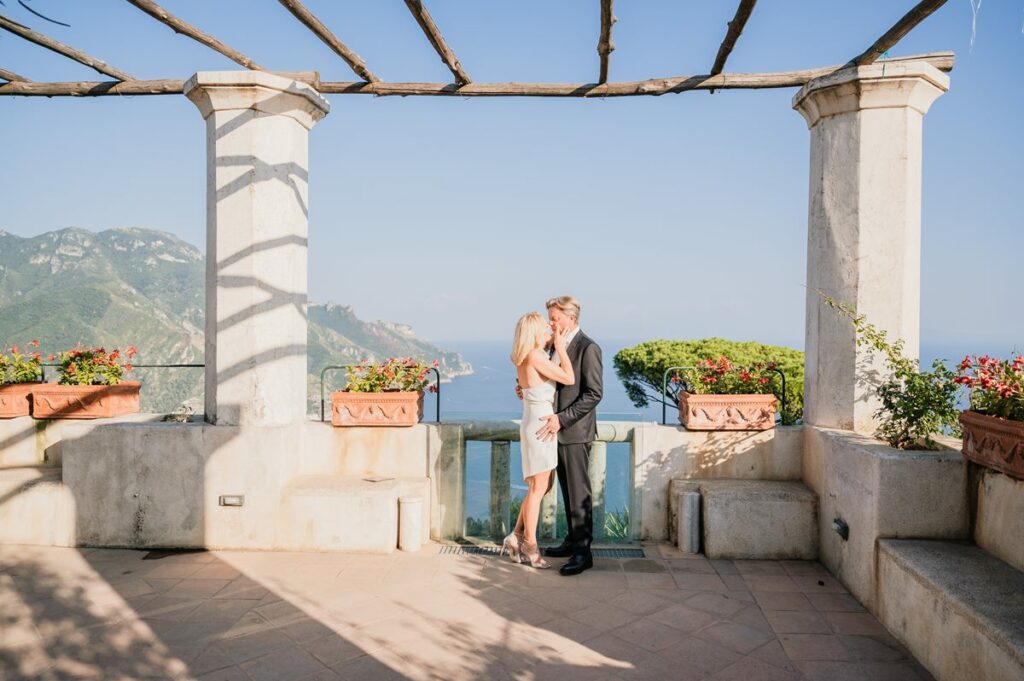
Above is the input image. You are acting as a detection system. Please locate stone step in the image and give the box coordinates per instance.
[878,539,1024,681]
[670,478,818,560]
[0,467,74,546]
[280,474,429,553]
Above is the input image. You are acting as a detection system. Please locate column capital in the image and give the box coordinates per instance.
[184,70,329,129]
[793,61,949,128]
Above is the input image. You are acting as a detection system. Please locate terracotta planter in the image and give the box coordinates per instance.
[331,390,423,427]
[31,381,141,420]
[959,410,1024,480]
[678,391,777,431]
[0,382,40,418]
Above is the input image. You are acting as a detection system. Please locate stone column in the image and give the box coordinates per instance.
[184,72,329,426]
[792,62,948,433]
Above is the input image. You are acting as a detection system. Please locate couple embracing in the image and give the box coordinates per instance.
[504,295,602,576]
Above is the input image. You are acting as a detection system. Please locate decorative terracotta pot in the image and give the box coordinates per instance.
[959,410,1024,480]
[31,381,141,420]
[0,382,40,418]
[678,391,777,431]
[331,390,423,427]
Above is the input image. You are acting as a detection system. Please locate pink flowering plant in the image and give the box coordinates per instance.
[675,357,778,396]
[344,357,440,393]
[955,355,1024,422]
[53,345,137,386]
[0,341,43,384]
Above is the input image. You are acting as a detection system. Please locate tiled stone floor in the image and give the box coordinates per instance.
[0,543,933,680]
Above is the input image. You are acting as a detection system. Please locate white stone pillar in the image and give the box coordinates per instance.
[185,72,329,426]
[792,62,948,433]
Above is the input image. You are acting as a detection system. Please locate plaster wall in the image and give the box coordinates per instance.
[802,426,968,610]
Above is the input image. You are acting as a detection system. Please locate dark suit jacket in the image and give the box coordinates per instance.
[555,331,603,445]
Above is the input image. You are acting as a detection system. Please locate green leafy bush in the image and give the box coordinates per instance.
[614,338,804,425]
[820,295,961,450]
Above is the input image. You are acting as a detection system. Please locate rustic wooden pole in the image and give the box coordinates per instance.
[403,0,471,85]
[0,13,134,80]
[850,0,949,66]
[0,53,955,98]
[124,0,264,71]
[711,0,758,76]
[598,0,615,85]
[0,66,30,82]
[276,0,379,83]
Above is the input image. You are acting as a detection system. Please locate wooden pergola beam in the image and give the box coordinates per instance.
[598,0,616,85]
[403,0,471,85]
[276,0,379,83]
[0,13,134,80]
[0,66,31,83]
[0,52,954,98]
[850,0,948,66]
[125,0,264,71]
[711,0,758,76]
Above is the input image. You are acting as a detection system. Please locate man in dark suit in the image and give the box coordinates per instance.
[536,295,603,576]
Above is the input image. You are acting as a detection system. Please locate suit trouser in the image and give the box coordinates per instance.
[556,442,593,554]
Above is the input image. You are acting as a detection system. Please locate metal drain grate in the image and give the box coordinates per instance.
[439,545,645,559]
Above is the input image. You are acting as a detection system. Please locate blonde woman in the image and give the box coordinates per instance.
[503,312,574,568]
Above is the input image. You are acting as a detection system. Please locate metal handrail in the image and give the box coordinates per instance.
[319,364,441,423]
[661,365,787,426]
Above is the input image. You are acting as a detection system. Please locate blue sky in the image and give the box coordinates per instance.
[1,1,1021,349]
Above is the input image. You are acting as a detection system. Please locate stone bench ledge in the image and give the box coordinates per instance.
[878,539,1024,680]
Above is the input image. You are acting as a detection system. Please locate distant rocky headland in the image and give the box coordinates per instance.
[0,227,472,413]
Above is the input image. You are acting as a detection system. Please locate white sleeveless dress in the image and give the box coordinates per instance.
[520,379,558,479]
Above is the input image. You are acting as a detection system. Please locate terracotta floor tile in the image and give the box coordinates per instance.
[806,593,866,613]
[613,616,692,652]
[778,634,850,661]
[685,592,748,617]
[645,603,719,633]
[824,611,889,636]
[797,660,930,681]
[753,591,815,612]
[692,621,775,655]
[672,573,729,591]
[714,655,803,681]
[765,609,831,634]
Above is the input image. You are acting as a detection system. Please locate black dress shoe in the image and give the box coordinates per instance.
[544,543,574,558]
[559,553,593,576]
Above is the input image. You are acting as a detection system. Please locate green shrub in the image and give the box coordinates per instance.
[614,338,804,425]
[820,295,962,450]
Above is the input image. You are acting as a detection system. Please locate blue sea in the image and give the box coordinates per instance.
[423,339,1019,525]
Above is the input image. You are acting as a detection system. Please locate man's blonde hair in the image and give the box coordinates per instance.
[545,295,580,322]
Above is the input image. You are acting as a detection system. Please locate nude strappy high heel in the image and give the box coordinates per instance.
[500,532,524,564]
[520,540,550,569]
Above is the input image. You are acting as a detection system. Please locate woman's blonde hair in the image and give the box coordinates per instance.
[511,312,548,366]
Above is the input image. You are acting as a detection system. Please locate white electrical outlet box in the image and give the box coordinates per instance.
[219,495,245,507]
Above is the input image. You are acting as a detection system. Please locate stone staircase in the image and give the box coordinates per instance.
[669,478,818,560]
[877,539,1024,681]
[280,474,429,553]
[873,466,1024,681]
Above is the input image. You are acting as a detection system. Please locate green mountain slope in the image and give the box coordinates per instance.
[0,227,471,413]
